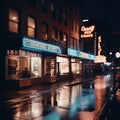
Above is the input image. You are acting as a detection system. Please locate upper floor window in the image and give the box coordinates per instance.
[63,33,68,41]
[51,27,57,40]
[50,2,56,19]
[70,37,74,48]
[9,8,19,33]
[58,30,63,41]
[41,0,47,13]
[41,22,48,40]
[71,18,74,31]
[56,7,62,23]
[28,16,35,38]
[73,38,77,49]
[63,12,67,26]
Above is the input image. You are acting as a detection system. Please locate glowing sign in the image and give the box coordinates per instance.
[98,36,102,56]
[68,48,96,60]
[22,37,61,54]
[94,36,106,63]
[80,25,95,38]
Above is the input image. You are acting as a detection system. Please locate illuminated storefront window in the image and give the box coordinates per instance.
[31,57,41,77]
[6,56,30,80]
[71,59,82,76]
[6,50,42,80]
[56,56,69,75]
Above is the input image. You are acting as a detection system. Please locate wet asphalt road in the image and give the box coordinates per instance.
[0,73,115,120]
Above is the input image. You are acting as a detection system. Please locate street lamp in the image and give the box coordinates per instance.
[115,52,120,58]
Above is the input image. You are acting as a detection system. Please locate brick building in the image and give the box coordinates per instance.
[0,0,95,89]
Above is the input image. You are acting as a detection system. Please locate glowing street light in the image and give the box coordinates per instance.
[115,52,120,58]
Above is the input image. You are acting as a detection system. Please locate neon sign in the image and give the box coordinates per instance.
[80,25,95,38]
[68,48,96,60]
[22,37,61,54]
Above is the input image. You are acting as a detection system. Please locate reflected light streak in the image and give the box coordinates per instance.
[57,87,70,108]
[78,111,95,120]
[31,102,43,117]
[95,76,106,89]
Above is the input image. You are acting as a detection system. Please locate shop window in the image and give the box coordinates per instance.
[59,62,69,75]
[28,16,36,38]
[56,56,69,75]
[31,57,41,77]
[6,56,30,80]
[71,59,82,76]
[6,53,42,80]
[9,8,19,33]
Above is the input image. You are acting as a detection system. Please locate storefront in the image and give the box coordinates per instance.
[43,55,70,83]
[67,48,96,77]
[56,56,70,80]
[6,50,42,87]
[6,36,62,88]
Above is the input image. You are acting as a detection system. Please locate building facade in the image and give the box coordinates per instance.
[0,0,95,89]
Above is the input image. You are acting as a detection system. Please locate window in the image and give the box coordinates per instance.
[71,18,74,30]
[51,27,57,40]
[9,8,19,33]
[63,12,67,26]
[50,2,56,19]
[70,37,77,49]
[63,33,68,41]
[28,16,35,38]
[56,7,61,23]
[70,37,74,48]
[58,30,63,41]
[41,0,47,13]
[6,56,30,80]
[41,22,48,40]
[6,50,42,80]
[73,38,77,49]
[31,57,41,77]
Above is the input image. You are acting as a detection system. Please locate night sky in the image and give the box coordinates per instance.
[80,0,120,33]
[79,0,120,62]
[80,0,106,21]
[111,0,120,33]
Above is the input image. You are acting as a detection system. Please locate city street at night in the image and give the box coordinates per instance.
[1,0,120,120]
[0,73,119,120]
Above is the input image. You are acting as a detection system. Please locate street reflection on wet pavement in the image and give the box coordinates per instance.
[0,74,113,120]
